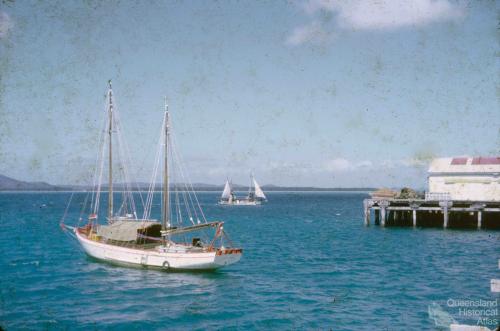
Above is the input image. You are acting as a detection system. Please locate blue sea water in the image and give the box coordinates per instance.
[0,192,498,330]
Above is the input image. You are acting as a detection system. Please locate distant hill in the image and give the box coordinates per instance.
[0,174,376,192]
[261,186,376,192]
[0,175,59,191]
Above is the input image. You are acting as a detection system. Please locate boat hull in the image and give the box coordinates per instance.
[75,229,241,270]
[218,199,262,206]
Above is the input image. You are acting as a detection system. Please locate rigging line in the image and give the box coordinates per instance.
[93,88,113,215]
[151,114,166,220]
[116,124,135,217]
[180,174,199,225]
[145,168,157,219]
[90,139,104,213]
[90,106,107,213]
[128,121,161,214]
[157,113,197,226]
[222,229,234,246]
[79,191,91,227]
[173,166,186,228]
[175,179,182,226]
[116,141,131,214]
[148,134,163,218]
[89,99,106,211]
[171,146,195,226]
[114,112,132,214]
[114,107,140,218]
[143,117,164,220]
[143,114,165,219]
[117,112,146,212]
[171,164,178,225]
[110,98,125,214]
[170,132,206,223]
[93,103,110,216]
[93,120,108,215]
[91,103,109,214]
[177,170,194,225]
[62,227,77,240]
[170,133,207,223]
[114,123,127,215]
[60,191,75,225]
[173,166,183,226]
[169,138,192,223]
[169,136,197,223]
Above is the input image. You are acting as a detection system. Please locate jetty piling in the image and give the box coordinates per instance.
[363,198,499,229]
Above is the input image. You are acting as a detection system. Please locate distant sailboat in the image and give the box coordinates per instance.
[220,179,234,203]
[61,81,242,270]
[219,175,267,205]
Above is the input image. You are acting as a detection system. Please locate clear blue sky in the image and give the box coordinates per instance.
[0,0,498,188]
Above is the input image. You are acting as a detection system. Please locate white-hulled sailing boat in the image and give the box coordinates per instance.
[218,175,267,205]
[61,81,242,270]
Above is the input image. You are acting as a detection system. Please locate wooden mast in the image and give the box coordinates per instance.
[162,98,170,238]
[108,80,114,221]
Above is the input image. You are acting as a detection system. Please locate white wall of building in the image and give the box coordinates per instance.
[428,157,500,201]
[429,175,500,201]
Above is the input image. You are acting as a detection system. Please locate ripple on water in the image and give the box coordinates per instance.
[0,192,498,330]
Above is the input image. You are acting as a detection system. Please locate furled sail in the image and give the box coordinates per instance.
[221,180,232,199]
[253,178,266,200]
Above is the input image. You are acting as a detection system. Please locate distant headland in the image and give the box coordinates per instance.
[0,174,375,192]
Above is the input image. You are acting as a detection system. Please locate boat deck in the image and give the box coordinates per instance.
[78,228,211,252]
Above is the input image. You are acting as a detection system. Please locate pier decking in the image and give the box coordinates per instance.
[363,197,500,229]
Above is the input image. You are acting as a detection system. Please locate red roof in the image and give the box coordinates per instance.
[451,157,467,165]
[471,157,500,165]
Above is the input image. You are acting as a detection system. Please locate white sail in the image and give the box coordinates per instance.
[253,178,266,200]
[221,180,232,199]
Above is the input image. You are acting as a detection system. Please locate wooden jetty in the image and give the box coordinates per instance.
[364,156,500,229]
[363,195,500,229]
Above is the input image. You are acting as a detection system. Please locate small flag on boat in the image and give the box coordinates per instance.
[89,213,97,219]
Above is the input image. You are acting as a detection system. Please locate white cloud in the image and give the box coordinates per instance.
[173,157,427,187]
[285,20,335,46]
[322,157,432,172]
[310,0,464,29]
[324,158,351,171]
[380,158,431,169]
[324,158,373,172]
[287,0,465,45]
[379,159,399,169]
[355,160,373,168]
[0,11,13,39]
[400,157,431,167]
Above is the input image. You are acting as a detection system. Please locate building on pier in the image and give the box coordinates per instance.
[363,156,500,229]
[428,157,500,201]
